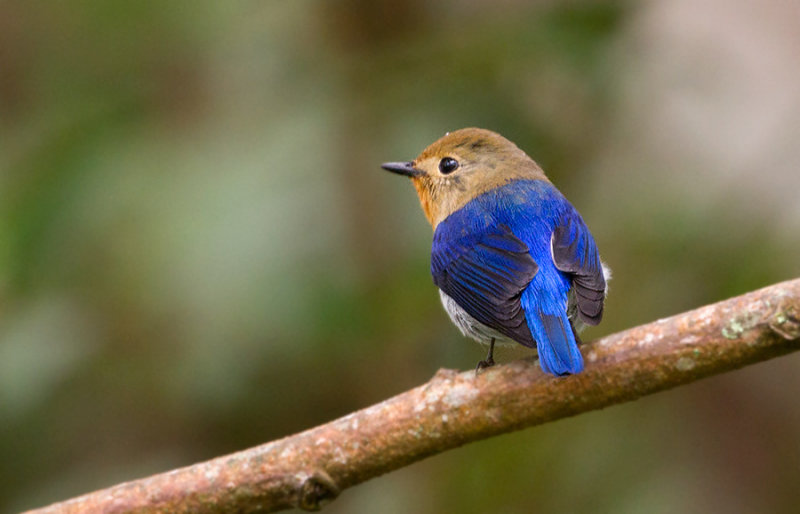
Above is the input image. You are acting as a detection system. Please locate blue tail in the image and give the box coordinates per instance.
[527,311,584,376]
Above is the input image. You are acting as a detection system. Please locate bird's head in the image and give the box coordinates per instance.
[382,128,548,228]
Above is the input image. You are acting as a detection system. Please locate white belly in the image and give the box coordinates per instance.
[438,290,516,347]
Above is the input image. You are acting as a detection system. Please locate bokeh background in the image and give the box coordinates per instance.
[2,1,799,512]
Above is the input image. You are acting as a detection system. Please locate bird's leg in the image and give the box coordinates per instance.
[475,338,496,372]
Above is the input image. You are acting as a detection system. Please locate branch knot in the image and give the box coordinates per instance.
[296,470,339,512]
[768,299,800,341]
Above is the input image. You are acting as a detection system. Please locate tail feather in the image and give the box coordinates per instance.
[528,312,584,376]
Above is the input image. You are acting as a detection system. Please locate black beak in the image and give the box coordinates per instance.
[381,161,423,177]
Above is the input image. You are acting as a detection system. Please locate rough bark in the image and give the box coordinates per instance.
[26,278,800,513]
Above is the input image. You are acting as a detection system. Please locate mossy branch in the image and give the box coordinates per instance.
[27,278,800,513]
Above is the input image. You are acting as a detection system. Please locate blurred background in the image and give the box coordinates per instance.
[2,1,799,512]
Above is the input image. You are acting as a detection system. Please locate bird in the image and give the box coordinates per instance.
[381,128,609,376]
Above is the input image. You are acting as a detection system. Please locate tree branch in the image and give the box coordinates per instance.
[27,278,800,513]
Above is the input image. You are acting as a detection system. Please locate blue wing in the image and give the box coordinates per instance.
[431,224,538,347]
[551,213,606,325]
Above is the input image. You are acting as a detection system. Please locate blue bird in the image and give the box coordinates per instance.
[382,128,609,376]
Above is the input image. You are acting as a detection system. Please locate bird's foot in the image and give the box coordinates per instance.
[475,338,497,374]
[475,356,495,373]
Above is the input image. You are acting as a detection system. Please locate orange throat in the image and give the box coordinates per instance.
[411,177,437,228]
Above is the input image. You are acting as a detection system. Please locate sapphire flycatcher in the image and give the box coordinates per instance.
[382,128,609,376]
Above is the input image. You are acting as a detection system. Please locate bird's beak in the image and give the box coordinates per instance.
[381,161,423,178]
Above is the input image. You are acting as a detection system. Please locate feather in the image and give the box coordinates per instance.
[431,179,604,375]
[432,224,538,347]
[551,214,606,326]
[524,309,584,375]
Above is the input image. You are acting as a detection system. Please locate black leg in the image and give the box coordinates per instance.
[475,338,496,372]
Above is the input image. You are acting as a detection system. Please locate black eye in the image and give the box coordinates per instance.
[439,157,459,174]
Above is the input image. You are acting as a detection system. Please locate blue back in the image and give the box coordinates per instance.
[431,179,604,375]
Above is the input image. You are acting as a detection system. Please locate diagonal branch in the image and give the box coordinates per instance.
[27,278,800,514]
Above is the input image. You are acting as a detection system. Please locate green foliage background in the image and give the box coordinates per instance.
[2,1,799,512]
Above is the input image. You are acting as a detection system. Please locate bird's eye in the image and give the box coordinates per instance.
[439,157,459,174]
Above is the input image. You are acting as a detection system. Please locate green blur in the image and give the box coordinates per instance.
[2,2,799,513]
